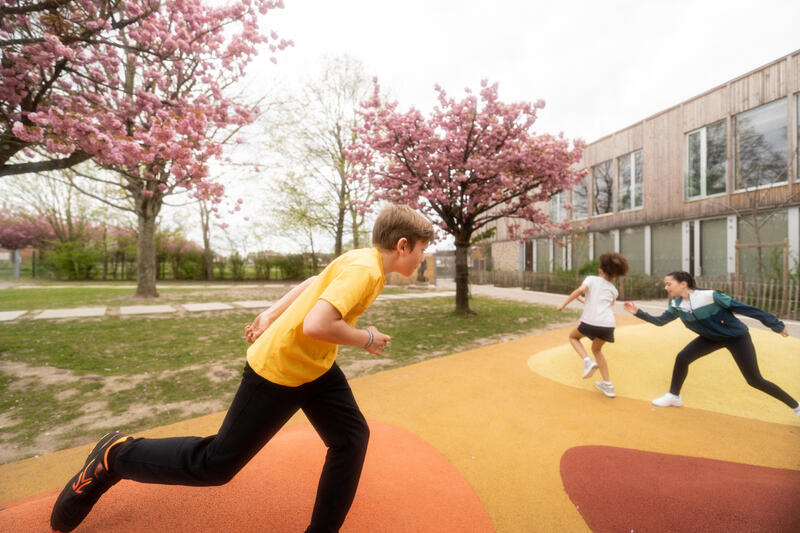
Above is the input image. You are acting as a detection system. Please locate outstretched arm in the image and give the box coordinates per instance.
[557,284,587,312]
[245,276,317,343]
[624,302,678,326]
[714,291,787,335]
[303,299,391,355]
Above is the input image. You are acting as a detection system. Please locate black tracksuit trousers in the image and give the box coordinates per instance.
[669,332,798,408]
[111,362,369,533]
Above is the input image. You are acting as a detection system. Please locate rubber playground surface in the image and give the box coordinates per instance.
[1,315,799,532]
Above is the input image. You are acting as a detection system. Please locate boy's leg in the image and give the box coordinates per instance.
[301,364,370,533]
[113,363,301,485]
[669,337,720,395]
[728,334,799,408]
[52,363,302,531]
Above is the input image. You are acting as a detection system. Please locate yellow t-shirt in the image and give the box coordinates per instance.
[246,247,385,386]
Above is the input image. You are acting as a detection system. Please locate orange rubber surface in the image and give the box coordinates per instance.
[1,317,799,532]
[1,421,492,532]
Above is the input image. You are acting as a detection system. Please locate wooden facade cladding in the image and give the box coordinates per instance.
[490,50,800,242]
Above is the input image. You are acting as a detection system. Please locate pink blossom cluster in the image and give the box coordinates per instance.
[1,0,291,201]
[0,211,56,249]
[347,79,587,241]
[159,234,203,256]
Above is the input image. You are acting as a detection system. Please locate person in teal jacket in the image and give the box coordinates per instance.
[623,271,799,418]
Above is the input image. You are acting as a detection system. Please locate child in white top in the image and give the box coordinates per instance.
[557,252,630,397]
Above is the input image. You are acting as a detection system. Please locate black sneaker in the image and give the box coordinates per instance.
[50,431,131,532]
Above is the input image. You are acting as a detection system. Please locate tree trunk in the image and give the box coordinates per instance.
[135,195,162,298]
[102,225,108,280]
[12,249,21,280]
[200,200,214,280]
[334,197,346,257]
[349,205,362,249]
[454,240,472,315]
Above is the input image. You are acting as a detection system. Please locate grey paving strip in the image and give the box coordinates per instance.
[182,302,236,312]
[377,291,455,300]
[119,305,177,315]
[0,311,27,322]
[34,307,107,319]
[9,284,271,290]
[14,285,136,289]
[233,300,274,309]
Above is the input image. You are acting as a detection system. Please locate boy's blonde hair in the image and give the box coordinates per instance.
[372,204,434,250]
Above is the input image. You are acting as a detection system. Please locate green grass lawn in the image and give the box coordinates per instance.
[0,282,294,311]
[0,291,576,463]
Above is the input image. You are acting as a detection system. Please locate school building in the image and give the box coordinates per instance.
[489,49,800,281]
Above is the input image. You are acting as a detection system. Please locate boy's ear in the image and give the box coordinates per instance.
[396,237,408,253]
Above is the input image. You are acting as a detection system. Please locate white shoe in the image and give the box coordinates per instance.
[652,392,682,407]
[594,381,616,398]
[582,358,598,379]
[794,407,800,418]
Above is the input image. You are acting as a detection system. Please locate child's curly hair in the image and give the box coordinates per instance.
[598,252,629,279]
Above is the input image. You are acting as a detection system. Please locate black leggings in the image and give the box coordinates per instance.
[112,363,369,533]
[669,333,798,408]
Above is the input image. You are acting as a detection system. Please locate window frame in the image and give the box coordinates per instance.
[570,176,589,220]
[685,119,727,201]
[550,191,567,223]
[592,159,614,217]
[733,97,788,192]
[617,149,643,211]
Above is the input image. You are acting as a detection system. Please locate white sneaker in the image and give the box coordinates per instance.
[793,407,800,418]
[652,392,682,407]
[582,358,599,379]
[594,381,616,398]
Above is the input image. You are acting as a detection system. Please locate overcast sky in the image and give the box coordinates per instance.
[262,0,800,144]
[211,0,800,254]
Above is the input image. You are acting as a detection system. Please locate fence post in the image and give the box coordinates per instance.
[783,238,789,317]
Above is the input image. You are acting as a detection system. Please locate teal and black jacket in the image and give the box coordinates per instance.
[635,290,785,341]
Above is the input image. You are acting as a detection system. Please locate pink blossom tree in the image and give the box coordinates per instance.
[0,210,55,278]
[1,0,290,296]
[350,80,586,314]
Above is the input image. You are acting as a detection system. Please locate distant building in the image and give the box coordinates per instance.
[491,50,800,280]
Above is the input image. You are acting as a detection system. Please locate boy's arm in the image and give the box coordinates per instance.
[245,276,317,343]
[557,284,588,311]
[303,299,391,355]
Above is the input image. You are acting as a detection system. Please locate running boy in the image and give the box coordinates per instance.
[556,252,629,398]
[624,271,799,418]
[51,204,434,533]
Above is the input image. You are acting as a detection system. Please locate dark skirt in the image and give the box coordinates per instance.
[578,321,615,343]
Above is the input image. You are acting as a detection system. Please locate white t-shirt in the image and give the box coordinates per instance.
[579,275,618,328]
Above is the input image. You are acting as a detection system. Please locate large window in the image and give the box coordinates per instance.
[550,192,566,223]
[735,98,788,190]
[620,227,645,274]
[737,210,788,277]
[571,234,590,270]
[553,239,565,271]
[594,231,614,256]
[524,241,533,272]
[618,150,643,210]
[535,238,549,272]
[592,160,613,215]
[651,222,682,274]
[686,120,727,199]
[571,178,588,219]
[699,218,727,276]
